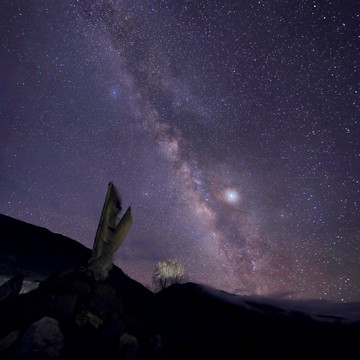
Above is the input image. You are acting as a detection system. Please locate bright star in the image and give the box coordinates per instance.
[224,189,240,204]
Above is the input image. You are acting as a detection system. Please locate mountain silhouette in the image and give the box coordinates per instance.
[0,214,359,359]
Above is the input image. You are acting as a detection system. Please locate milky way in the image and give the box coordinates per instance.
[1,0,359,301]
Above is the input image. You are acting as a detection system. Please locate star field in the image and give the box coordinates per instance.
[0,0,359,301]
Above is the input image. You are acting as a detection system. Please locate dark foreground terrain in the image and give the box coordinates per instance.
[0,214,359,359]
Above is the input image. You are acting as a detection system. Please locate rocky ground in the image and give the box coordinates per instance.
[0,214,359,359]
[0,267,163,360]
[1,270,360,360]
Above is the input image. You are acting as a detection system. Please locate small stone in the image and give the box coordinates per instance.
[117,333,139,360]
[149,334,162,351]
[0,275,23,302]
[76,311,103,329]
[20,280,39,294]
[0,330,21,354]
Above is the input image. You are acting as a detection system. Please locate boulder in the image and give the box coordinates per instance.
[0,275,23,302]
[14,316,64,358]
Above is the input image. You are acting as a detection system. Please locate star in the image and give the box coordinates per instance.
[224,189,240,205]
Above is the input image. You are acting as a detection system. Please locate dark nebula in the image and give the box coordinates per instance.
[1,0,359,301]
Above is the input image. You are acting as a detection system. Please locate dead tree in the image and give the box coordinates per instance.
[152,259,185,292]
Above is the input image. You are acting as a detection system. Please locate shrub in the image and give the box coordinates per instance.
[152,259,185,292]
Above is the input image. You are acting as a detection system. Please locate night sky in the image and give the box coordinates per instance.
[1,0,359,302]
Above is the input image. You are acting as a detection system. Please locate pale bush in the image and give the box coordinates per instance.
[152,259,185,291]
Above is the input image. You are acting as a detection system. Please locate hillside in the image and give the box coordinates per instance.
[0,214,359,359]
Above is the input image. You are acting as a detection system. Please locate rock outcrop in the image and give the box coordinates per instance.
[0,268,164,360]
[0,209,359,360]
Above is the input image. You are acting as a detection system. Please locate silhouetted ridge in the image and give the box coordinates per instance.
[0,213,153,313]
[0,214,359,359]
[153,283,360,360]
[0,214,91,279]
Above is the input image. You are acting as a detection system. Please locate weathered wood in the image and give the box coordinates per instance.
[88,183,132,280]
